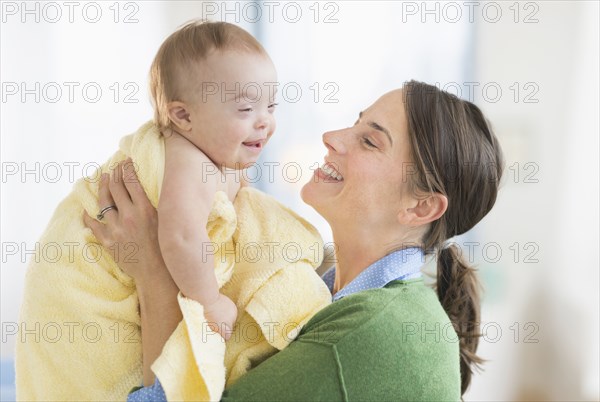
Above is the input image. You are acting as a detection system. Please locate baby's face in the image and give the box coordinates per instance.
[184,50,278,170]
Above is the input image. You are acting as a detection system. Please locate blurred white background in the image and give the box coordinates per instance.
[1,1,598,400]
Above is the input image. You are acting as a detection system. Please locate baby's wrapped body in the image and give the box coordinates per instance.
[15,122,332,401]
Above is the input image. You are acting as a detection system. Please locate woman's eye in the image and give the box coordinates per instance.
[362,137,377,148]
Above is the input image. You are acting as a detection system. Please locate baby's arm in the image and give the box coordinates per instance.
[158,133,237,339]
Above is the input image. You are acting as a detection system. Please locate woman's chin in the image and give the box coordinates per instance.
[300,182,311,204]
[301,181,329,218]
[300,181,320,208]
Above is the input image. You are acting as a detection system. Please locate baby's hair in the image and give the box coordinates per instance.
[149,20,267,131]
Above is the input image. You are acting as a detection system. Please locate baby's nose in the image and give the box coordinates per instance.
[254,112,272,131]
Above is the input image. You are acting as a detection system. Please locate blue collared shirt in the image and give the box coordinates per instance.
[321,247,424,301]
[128,247,425,401]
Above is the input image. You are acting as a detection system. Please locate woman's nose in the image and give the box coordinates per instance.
[323,129,347,154]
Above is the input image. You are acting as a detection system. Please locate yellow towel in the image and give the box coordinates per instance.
[153,186,334,401]
[15,121,332,401]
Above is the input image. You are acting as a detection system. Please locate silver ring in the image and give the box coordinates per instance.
[97,205,117,220]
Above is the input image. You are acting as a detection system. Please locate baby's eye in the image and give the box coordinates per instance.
[239,107,253,112]
[268,103,278,108]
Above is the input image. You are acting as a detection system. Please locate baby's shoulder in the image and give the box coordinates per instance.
[226,177,241,202]
[213,169,241,203]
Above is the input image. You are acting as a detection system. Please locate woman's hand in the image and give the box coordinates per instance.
[83,159,165,284]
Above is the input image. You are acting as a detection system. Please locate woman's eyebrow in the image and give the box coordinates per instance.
[359,111,393,145]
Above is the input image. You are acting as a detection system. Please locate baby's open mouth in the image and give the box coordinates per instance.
[243,140,264,148]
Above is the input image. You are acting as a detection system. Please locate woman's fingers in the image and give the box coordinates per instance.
[83,211,111,247]
[97,173,117,222]
[109,160,132,210]
[122,159,151,207]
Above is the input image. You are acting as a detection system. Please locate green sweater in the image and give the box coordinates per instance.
[221,279,461,401]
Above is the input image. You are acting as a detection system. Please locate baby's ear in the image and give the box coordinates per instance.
[167,101,192,132]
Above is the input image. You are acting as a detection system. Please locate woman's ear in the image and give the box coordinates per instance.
[397,193,448,226]
[167,101,192,132]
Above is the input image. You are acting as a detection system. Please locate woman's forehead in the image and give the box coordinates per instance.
[363,89,408,142]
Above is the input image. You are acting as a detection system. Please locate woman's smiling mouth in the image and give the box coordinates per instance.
[317,162,344,182]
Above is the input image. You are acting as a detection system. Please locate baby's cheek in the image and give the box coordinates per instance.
[232,131,246,143]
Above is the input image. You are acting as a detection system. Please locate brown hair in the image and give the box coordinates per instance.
[402,80,504,396]
[149,20,267,131]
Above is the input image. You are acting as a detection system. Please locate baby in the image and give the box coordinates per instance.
[16,20,330,401]
[152,20,277,339]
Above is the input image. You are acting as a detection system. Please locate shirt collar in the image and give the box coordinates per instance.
[321,247,424,302]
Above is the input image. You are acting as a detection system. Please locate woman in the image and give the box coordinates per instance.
[86,80,504,400]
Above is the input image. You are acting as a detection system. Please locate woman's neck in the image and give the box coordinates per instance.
[329,231,386,294]
[330,224,423,294]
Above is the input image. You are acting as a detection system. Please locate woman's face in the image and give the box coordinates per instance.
[301,89,416,230]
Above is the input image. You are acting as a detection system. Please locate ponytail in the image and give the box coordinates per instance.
[436,244,484,396]
[402,80,504,395]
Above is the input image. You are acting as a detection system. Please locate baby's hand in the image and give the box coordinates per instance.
[203,293,238,341]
